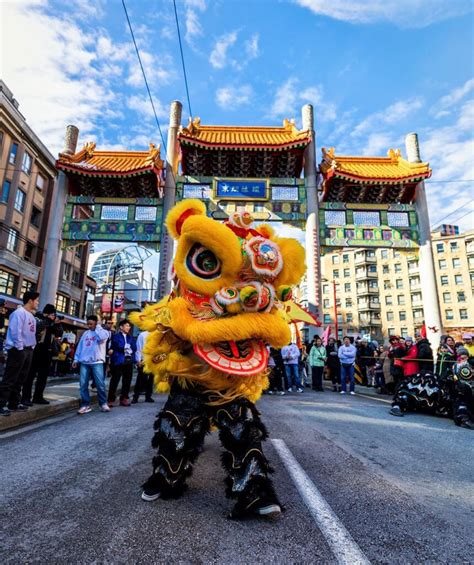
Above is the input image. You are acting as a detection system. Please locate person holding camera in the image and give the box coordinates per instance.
[21,303,64,406]
[107,319,137,407]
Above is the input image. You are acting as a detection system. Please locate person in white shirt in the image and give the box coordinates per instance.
[72,315,111,415]
[132,330,154,403]
[0,292,39,416]
[281,342,303,393]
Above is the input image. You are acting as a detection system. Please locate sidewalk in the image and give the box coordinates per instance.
[0,377,95,433]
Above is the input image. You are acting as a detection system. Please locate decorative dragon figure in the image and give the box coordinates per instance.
[130,199,307,518]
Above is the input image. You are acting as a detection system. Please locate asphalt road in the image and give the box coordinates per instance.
[1,387,473,564]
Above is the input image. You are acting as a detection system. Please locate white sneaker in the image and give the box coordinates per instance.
[277,391,286,396]
[100,404,111,412]
[350,391,356,396]
[296,387,304,393]
[340,391,346,394]
[287,388,293,393]
[77,406,92,415]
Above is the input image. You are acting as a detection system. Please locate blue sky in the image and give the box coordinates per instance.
[2,0,473,237]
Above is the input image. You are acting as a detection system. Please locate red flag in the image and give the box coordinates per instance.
[421,323,427,338]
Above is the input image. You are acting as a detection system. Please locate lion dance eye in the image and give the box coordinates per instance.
[186,243,222,279]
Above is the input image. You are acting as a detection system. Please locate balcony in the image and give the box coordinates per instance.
[357,300,381,311]
[355,253,377,265]
[356,285,379,295]
[356,269,378,280]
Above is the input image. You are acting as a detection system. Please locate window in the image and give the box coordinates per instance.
[72,271,80,286]
[411,292,422,303]
[21,152,32,174]
[369,279,378,289]
[394,263,402,273]
[333,269,339,278]
[323,299,330,308]
[440,275,449,286]
[436,243,444,253]
[368,264,377,273]
[1,179,11,203]
[323,285,329,294]
[367,250,376,258]
[337,314,343,323]
[454,275,463,285]
[401,328,408,338]
[413,309,423,319]
[452,258,461,269]
[346,313,353,323]
[397,295,405,305]
[75,246,83,259]
[394,251,400,258]
[55,294,68,313]
[399,311,407,321]
[0,270,18,295]
[384,280,391,290]
[386,312,394,321]
[387,328,395,336]
[62,262,71,281]
[6,228,19,252]
[70,300,80,317]
[343,269,350,278]
[332,255,340,264]
[385,296,393,305]
[459,309,468,320]
[20,279,34,295]
[438,259,447,270]
[445,309,454,320]
[345,298,352,308]
[14,189,26,213]
[443,292,451,303]
[381,250,388,259]
[30,206,41,228]
[409,277,420,288]
[342,254,349,263]
[9,142,18,164]
[323,314,331,324]
[450,241,459,251]
[36,174,45,191]
[24,242,35,263]
[396,279,403,289]
[335,298,341,307]
[408,261,419,272]
[382,265,389,274]
[468,257,474,269]
[457,291,466,303]
[344,283,351,293]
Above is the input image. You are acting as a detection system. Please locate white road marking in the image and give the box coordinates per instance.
[272,438,370,565]
[0,412,76,439]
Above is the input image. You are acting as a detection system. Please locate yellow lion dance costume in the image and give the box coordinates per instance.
[131,199,305,518]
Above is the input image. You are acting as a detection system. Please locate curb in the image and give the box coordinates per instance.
[0,393,98,433]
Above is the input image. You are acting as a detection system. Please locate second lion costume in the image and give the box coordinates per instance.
[130,199,306,518]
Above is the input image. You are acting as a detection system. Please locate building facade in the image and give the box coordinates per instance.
[320,228,474,341]
[0,81,95,327]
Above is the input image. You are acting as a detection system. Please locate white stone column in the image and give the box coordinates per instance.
[157,101,182,299]
[406,132,442,351]
[302,104,322,338]
[39,125,78,309]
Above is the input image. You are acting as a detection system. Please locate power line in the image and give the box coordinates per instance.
[121,0,167,154]
[432,200,474,226]
[172,0,193,119]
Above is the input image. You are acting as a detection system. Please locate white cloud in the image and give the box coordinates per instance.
[245,34,260,59]
[216,85,253,110]
[351,98,424,138]
[270,78,337,123]
[184,0,207,45]
[209,31,238,69]
[431,77,474,118]
[0,1,175,156]
[127,94,168,121]
[295,0,473,28]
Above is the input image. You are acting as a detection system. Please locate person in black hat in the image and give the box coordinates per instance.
[21,303,63,405]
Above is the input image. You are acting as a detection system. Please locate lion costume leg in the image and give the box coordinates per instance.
[215,397,281,519]
[142,382,210,499]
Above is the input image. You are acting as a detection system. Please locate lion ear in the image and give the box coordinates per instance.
[255,224,275,239]
[166,199,207,239]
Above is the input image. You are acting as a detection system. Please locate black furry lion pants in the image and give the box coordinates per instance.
[143,380,279,518]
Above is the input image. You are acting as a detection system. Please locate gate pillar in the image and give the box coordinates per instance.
[302,104,322,338]
[39,125,78,309]
[157,101,182,299]
[407,133,442,350]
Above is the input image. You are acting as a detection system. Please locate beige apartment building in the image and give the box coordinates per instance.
[320,229,474,342]
[0,81,95,328]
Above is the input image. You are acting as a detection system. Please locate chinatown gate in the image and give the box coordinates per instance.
[40,101,442,349]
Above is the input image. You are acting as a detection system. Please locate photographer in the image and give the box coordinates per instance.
[21,304,63,406]
[107,319,137,407]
